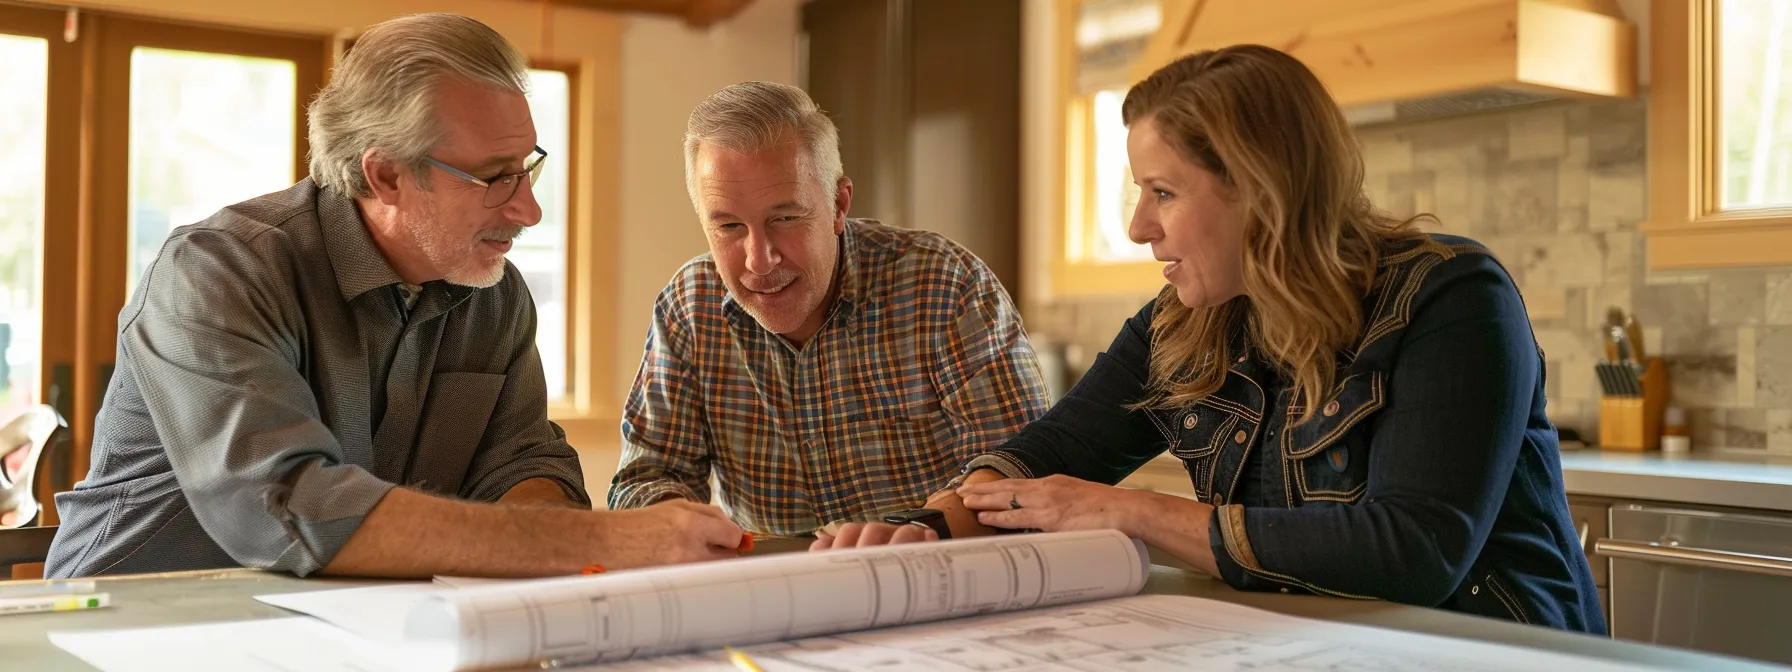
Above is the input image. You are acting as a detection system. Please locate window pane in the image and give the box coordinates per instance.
[128,47,296,296]
[0,34,48,427]
[1720,0,1792,210]
[519,70,571,401]
[1088,88,1151,262]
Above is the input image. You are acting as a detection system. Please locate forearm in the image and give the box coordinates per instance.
[322,488,600,579]
[925,469,1008,538]
[1128,492,1220,576]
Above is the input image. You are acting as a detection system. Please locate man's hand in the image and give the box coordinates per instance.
[591,499,746,570]
[810,521,936,551]
[959,474,1148,536]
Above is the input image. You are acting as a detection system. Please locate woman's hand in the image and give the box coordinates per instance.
[958,475,1147,536]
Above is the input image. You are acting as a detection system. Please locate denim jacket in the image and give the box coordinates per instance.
[966,234,1605,634]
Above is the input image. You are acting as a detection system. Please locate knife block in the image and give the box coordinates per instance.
[1597,357,1668,451]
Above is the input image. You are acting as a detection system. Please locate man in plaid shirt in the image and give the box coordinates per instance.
[608,82,1049,541]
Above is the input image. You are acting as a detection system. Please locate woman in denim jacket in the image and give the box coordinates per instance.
[820,44,1605,633]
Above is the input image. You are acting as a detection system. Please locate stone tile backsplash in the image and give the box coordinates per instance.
[1027,97,1792,453]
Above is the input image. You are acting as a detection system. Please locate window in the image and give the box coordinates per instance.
[0,32,47,425]
[1644,0,1792,269]
[1718,0,1792,211]
[127,48,299,296]
[1054,0,1166,294]
[521,68,572,401]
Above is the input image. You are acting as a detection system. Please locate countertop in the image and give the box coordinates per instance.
[2,542,1783,671]
[1559,449,1792,512]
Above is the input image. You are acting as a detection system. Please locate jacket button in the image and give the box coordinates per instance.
[1323,400,1341,417]
[1234,429,1248,444]
[1212,493,1224,506]
[1279,588,1289,594]
[1471,585,1480,595]
[1183,415,1197,430]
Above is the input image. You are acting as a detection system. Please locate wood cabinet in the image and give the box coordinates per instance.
[801,0,1024,295]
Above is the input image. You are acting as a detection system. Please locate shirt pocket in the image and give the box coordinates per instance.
[833,387,952,515]
[1281,371,1385,504]
[410,371,505,496]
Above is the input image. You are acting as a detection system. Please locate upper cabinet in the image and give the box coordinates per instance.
[1644,0,1792,269]
[1051,0,1641,296]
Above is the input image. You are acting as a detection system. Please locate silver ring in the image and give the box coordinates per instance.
[1009,493,1023,510]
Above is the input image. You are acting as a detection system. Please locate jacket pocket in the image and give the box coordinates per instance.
[1154,403,1242,461]
[1282,372,1384,504]
[410,371,505,495]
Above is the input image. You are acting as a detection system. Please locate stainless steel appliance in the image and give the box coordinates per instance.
[1596,502,1792,666]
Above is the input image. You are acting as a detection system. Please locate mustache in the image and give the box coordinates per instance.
[739,269,798,292]
[478,227,525,242]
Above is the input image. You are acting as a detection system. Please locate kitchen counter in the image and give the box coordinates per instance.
[1559,450,1792,512]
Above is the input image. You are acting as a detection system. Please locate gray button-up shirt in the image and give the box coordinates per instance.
[45,179,589,578]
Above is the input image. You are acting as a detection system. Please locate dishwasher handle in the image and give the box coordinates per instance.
[1594,538,1792,579]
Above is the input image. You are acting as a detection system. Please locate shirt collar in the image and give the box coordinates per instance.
[314,179,406,302]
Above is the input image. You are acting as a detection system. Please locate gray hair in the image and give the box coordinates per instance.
[307,13,530,197]
[683,81,844,211]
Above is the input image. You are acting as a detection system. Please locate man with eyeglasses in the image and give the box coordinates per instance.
[45,13,745,580]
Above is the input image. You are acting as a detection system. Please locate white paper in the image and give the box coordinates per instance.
[49,617,416,672]
[560,594,1656,671]
[58,589,1660,672]
[413,528,1148,670]
[258,582,450,645]
[255,529,1147,671]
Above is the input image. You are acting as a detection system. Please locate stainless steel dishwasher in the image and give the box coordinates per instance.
[1595,502,1792,666]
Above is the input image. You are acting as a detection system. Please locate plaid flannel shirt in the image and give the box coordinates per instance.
[609,220,1049,535]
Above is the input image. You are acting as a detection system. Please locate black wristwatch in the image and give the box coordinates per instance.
[883,508,951,539]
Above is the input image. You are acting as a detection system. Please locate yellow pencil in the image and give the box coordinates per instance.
[724,645,765,672]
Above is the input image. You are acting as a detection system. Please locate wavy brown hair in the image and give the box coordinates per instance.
[1124,45,1427,423]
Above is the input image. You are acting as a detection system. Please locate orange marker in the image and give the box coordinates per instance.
[580,564,606,575]
[738,533,755,553]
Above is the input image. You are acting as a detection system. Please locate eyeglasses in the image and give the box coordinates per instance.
[423,145,548,208]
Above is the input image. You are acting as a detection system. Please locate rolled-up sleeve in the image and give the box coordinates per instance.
[609,287,712,509]
[125,230,393,576]
[458,269,590,506]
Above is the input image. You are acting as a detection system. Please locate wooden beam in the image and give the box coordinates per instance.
[543,0,752,28]
[683,0,752,27]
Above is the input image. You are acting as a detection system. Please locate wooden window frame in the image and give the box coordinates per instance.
[3,1,626,523]
[1643,0,1792,269]
[0,2,82,526]
[1051,0,1169,297]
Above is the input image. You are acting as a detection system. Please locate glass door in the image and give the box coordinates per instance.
[0,3,80,527]
[58,14,323,520]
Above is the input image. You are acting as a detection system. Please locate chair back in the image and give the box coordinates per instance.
[0,525,56,579]
[1,405,68,529]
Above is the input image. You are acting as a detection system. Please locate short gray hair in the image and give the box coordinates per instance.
[307,13,530,197]
[683,81,844,210]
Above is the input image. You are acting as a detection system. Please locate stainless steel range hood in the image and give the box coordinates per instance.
[1131,0,1640,125]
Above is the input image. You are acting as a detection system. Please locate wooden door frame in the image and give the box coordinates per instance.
[0,2,84,525]
[63,11,325,521]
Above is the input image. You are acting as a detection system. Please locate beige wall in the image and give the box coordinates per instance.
[612,0,801,403]
[585,0,802,496]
